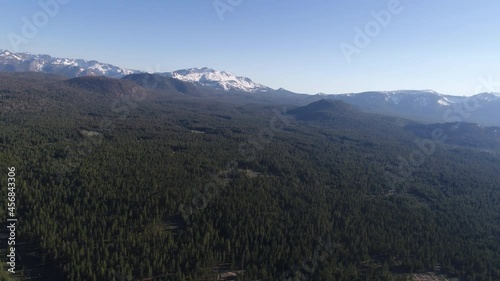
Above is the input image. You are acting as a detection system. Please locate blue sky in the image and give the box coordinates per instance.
[1,0,499,95]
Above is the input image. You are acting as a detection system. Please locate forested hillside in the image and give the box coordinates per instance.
[1,73,499,281]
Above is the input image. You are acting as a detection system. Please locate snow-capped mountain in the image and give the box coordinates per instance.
[160,67,272,93]
[0,50,273,93]
[0,49,140,78]
[379,90,453,106]
[1,49,500,122]
[316,90,500,126]
[331,90,459,111]
[474,92,500,102]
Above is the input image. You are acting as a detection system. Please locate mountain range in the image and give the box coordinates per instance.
[0,49,140,78]
[1,49,500,126]
[321,90,500,126]
[160,67,272,93]
[0,50,270,93]
[3,50,500,281]
[4,69,500,281]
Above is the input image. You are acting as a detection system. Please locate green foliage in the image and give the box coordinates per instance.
[1,74,500,281]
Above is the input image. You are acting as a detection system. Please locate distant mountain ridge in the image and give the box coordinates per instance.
[406,122,500,151]
[2,49,500,126]
[288,99,356,121]
[0,50,272,93]
[160,67,272,93]
[320,90,500,126]
[0,49,140,78]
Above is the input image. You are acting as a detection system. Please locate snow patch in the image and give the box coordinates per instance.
[166,67,271,93]
[0,50,140,78]
[437,99,450,106]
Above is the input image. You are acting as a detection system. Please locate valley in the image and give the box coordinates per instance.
[0,70,499,280]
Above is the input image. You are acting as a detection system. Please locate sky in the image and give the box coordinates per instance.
[1,0,500,96]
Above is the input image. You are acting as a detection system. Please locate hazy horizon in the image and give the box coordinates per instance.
[1,0,500,96]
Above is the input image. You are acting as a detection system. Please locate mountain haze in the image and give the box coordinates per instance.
[2,50,500,126]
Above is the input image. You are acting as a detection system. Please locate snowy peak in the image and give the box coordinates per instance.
[0,49,24,62]
[380,90,453,107]
[381,89,440,95]
[336,90,500,109]
[319,89,500,126]
[162,67,272,93]
[0,50,276,93]
[474,92,500,102]
[0,50,140,78]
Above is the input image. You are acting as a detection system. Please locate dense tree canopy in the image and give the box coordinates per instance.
[1,73,499,281]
